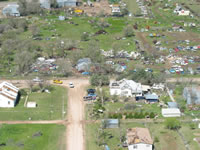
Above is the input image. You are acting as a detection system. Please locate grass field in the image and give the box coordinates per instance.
[0,86,67,120]
[86,121,199,150]
[0,124,65,150]
[123,0,141,15]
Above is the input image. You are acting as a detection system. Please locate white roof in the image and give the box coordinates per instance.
[0,82,19,101]
[162,108,181,114]
[110,79,142,93]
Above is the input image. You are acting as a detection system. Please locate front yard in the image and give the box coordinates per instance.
[86,121,200,150]
[0,85,67,120]
[0,124,65,150]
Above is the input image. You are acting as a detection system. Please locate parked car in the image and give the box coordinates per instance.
[87,89,96,94]
[69,82,74,88]
[53,79,63,84]
[83,96,96,101]
[33,77,43,82]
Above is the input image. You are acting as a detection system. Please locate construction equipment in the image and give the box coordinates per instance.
[53,79,63,84]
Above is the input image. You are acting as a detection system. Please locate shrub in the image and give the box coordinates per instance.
[149,112,155,118]
[154,136,159,143]
[19,89,27,96]
[32,86,40,92]
[164,118,181,130]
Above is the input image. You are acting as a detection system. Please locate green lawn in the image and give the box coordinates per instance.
[86,121,196,150]
[0,124,65,150]
[124,0,141,15]
[0,86,67,120]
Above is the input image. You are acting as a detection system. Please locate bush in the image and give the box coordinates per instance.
[90,74,109,86]
[164,118,181,130]
[190,123,196,130]
[19,89,27,96]
[154,136,159,143]
[123,25,134,37]
[149,112,155,118]
[81,32,89,41]
[32,86,40,92]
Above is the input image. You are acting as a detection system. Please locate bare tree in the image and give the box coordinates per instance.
[26,80,34,93]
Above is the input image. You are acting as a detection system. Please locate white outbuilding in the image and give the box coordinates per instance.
[0,82,19,108]
[27,102,37,108]
[162,108,181,117]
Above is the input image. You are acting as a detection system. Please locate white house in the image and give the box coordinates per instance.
[110,79,142,97]
[127,128,153,150]
[162,108,181,117]
[0,82,19,108]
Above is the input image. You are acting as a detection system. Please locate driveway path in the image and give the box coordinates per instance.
[65,79,89,150]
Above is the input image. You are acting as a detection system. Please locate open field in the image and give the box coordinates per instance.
[0,124,65,150]
[0,86,67,120]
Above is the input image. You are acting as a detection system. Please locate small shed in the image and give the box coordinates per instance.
[162,108,181,117]
[27,102,37,108]
[102,119,119,129]
[145,93,159,103]
[168,102,178,108]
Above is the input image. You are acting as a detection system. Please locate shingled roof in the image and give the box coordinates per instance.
[127,128,153,145]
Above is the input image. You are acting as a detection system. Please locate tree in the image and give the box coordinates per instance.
[18,0,28,16]
[82,41,104,63]
[30,25,40,37]
[26,80,34,93]
[56,59,72,77]
[112,42,121,57]
[15,50,35,75]
[90,74,109,86]
[50,0,58,8]
[164,118,181,130]
[123,25,134,37]
[81,32,89,41]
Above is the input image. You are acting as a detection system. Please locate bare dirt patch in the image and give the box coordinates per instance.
[77,0,111,16]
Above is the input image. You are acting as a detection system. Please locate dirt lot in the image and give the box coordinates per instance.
[78,0,111,16]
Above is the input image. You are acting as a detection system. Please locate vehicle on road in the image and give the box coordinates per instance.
[53,79,63,84]
[69,82,74,88]
[32,77,43,82]
[83,96,96,101]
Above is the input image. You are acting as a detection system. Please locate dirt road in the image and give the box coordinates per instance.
[66,79,89,150]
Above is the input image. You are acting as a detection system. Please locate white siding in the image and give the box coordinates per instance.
[0,95,15,107]
[128,143,153,150]
[110,88,121,96]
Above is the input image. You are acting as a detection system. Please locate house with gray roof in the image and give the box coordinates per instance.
[2,4,20,17]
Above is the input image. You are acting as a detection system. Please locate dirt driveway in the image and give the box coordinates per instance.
[65,79,89,150]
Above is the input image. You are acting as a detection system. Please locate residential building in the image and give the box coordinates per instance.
[112,4,120,13]
[0,82,19,108]
[161,108,181,117]
[109,79,142,97]
[144,93,159,103]
[127,128,153,150]
[57,0,77,7]
[2,4,20,17]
